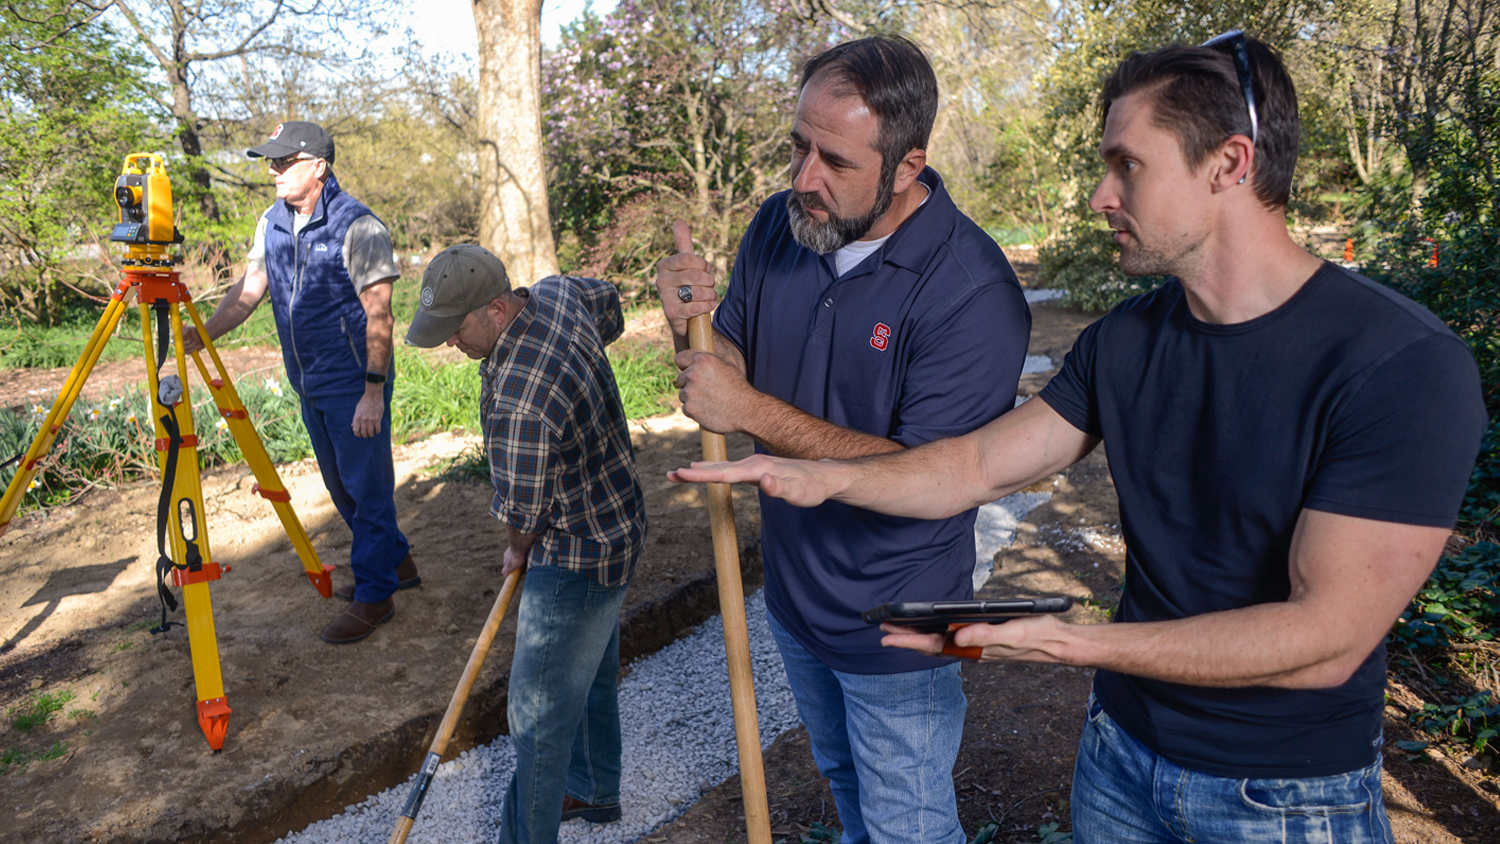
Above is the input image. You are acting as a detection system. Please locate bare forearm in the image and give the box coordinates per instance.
[201,275,263,341]
[823,399,1094,516]
[1041,604,1369,689]
[361,283,394,373]
[819,435,995,516]
[742,394,904,460]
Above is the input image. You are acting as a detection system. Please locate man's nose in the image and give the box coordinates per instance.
[792,154,822,196]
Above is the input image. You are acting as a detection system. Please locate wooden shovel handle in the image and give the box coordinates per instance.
[688,314,771,844]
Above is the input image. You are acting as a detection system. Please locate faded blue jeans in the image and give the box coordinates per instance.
[1072,690,1395,844]
[497,563,629,844]
[768,613,967,844]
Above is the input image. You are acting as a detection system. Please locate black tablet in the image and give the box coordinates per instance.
[863,597,1073,633]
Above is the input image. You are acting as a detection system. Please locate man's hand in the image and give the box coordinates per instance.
[502,544,528,576]
[503,525,539,576]
[880,617,1072,664]
[669,453,838,508]
[655,220,719,350]
[352,391,383,438]
[674,348,761,434]
[181,327,207,355]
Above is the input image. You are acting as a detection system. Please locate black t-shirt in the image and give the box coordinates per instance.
[1039,263,1487,778]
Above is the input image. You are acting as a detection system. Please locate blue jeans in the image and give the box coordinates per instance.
[768,613,966,844]
[298,384,410,603]
[498,564,629,844]
[1072,691,1395,844]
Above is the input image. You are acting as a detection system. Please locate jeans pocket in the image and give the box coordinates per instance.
[581,581,622,621]
[1238,765,1373,816]
[1085,690,1107,725]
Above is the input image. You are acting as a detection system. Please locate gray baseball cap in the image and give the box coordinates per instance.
[406,244,511,347]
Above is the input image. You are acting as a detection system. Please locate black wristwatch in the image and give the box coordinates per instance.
[364,371,387,385]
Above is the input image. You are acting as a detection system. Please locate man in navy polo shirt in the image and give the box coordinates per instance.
[656,36,1029,844]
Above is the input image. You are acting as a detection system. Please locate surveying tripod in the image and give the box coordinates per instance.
[0,153,333,751]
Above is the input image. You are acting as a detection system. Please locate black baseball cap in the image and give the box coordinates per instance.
[247,121,335,163]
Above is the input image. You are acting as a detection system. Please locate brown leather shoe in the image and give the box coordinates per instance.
[335,554,421,601]
[320,598,395,644]
[561,794,621,824]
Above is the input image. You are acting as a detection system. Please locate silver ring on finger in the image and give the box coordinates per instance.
[677,285,694,303]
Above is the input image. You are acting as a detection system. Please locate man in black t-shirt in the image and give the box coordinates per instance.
[671,33,1487,843]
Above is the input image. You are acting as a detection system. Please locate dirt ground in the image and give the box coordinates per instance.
[2,295,1498,843]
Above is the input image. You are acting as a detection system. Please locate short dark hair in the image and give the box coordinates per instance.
[1100,35,1299,208]
[799,35,939,173]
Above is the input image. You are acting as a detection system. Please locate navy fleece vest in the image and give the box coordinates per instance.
[263,175,388,397]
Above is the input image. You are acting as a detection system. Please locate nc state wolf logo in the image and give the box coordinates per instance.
[269,123,284,139]
[870,322,891,351]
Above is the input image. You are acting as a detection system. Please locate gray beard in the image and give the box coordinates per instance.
[786,170,896,254]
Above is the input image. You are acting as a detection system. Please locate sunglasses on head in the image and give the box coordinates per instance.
[1202,29,1259,146]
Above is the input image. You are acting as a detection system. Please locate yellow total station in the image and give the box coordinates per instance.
[0,153,333,751]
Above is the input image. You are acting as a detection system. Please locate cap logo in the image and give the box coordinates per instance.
[269,123,284,139]
[421,287,435,307]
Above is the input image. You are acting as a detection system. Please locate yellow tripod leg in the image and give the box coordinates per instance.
[140,286,231,750]
[181,299,333,598]
[0,279,134,534]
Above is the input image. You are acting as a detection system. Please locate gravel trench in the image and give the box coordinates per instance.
[275,489,1051,844]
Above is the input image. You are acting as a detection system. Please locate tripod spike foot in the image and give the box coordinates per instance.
[197,696,232,750]
[306,563,336,599]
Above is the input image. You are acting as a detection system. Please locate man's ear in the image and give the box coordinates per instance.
[893,147,927,194]
[488,296,510,327]
[1212,134,1254,192]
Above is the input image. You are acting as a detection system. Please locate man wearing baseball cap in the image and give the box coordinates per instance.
[185,120,419,644]
[409,244,646,842]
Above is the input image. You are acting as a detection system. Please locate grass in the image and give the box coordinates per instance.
[0,741,68,775]
[9,690,75,731]
[0,310,680,509]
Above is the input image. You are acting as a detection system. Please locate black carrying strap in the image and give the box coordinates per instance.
[153,300,170,371]
[149,407,184,635]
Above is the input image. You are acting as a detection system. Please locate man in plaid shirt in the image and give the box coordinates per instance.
[406,244,646,843]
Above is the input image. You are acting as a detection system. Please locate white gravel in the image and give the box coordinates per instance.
[275,590,799,844]
[274,500,1052,844]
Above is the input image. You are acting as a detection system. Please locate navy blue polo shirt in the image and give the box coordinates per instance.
[715,168,1031,673]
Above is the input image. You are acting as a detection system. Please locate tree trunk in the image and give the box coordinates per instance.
[472,0,560,283]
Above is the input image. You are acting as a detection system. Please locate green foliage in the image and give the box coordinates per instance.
[427,444,490,485]
[391,346,482,441]
[1034,822,1073,844]
[1037,222,1166,312]
[609,348,678,420]
[1393,543,1500,651]
[2,335,680,508]
[0,741,67,774]
[0,376,310,510]
[9,690,75,731]
[0,0,163,324]
[1412,691,1500,755]
[0,303,141,369]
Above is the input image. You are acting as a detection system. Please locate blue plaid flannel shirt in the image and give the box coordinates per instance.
[479,276,646,586]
